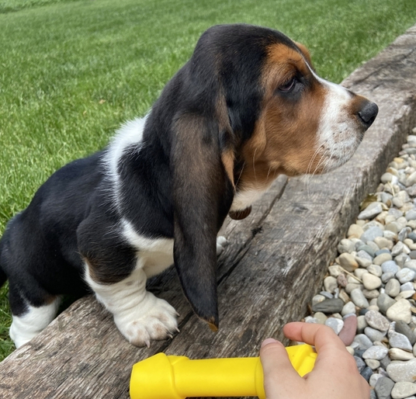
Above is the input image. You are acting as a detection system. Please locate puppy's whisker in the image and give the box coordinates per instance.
[266,165,273,180]
[305,146,323,199]
[306,147,329,200]
[306,147,321,175]
[235,162,246,187]
[311,151,327,176]
[252,148,258,183]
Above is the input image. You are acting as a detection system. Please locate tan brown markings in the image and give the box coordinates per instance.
[236,42,327,193]
[221,149,235,187]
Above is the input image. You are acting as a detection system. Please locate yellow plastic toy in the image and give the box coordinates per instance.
[130,344,317,399]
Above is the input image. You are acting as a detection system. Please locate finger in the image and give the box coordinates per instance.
[283,322,346,353]
[283,322,354,373]
[260,338,304,398]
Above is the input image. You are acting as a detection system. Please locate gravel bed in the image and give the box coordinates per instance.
[305,127,416,399]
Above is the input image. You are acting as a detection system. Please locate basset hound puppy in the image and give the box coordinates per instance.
[0,24,378,348]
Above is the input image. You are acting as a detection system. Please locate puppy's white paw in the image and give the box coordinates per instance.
[216,236,227,255]
[9,299,61,348]
[115,294,178,347]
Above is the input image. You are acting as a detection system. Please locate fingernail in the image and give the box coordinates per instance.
[261,338,280,348]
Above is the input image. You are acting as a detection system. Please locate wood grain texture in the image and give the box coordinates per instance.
[2,26,416,399]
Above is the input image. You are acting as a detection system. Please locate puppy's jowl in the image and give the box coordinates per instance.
[0,24,378,348]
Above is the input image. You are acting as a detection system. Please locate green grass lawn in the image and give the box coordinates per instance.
[1,0,416,361]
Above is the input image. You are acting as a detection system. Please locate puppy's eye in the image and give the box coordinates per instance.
[278,77,296,92]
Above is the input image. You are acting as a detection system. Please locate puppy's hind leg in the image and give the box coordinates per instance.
[8,283,61,348]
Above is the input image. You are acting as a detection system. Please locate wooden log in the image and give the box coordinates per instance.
[1,25,416,399]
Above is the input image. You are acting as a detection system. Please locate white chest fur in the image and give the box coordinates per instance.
[121,219,174,278]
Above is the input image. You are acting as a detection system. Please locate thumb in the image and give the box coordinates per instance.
[260,339,304,398]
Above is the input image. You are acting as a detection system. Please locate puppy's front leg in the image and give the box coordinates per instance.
[84,265,178,347]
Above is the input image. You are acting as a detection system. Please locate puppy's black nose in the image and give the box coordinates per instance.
[358,101,378,128]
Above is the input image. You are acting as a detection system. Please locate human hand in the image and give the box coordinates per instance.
[260,322,370,399]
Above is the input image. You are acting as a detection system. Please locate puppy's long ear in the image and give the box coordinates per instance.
[172,113,234,330]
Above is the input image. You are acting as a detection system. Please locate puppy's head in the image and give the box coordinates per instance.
[252,40,377,178]
[162,24,377,330]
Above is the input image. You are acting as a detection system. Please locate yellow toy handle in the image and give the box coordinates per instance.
[130,344,317,399]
